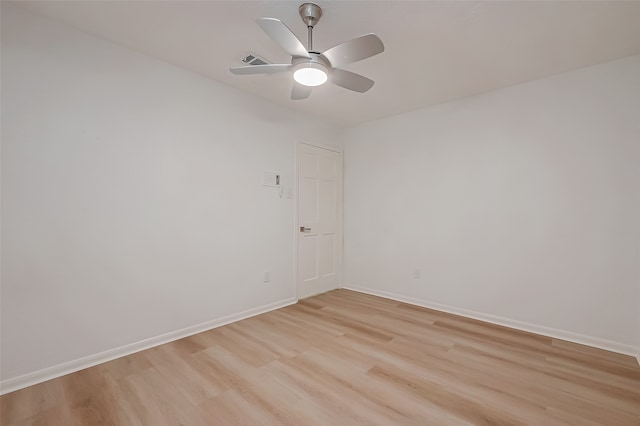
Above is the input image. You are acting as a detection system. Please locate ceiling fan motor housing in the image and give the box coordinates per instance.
[291,53,329,70]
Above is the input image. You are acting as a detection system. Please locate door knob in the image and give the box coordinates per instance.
[300,226,311,232]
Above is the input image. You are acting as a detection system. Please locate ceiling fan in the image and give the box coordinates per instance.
[229,3,384,100]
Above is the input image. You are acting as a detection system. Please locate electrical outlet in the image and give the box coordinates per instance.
[264,271,271,283]
[413,269,421,279]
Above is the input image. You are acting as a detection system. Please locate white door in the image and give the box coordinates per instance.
[297,143,342,299]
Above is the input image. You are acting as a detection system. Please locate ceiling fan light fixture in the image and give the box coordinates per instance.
[293,63,328,87]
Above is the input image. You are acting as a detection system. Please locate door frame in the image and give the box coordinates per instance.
[294,141,344,300]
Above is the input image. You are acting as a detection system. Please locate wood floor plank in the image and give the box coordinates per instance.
[2,289,639,425]
[5,405,74,426]
[1,377,66,424]
[198,390,276,426]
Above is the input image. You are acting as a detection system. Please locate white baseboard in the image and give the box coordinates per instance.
[342,284,640,360]
[0,297,297,395]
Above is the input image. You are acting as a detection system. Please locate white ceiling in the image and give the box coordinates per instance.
[12,1,640,127]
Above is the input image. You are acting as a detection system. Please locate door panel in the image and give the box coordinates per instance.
[300,177,318,224]
[318,180,336,227]
[299,235,318,282]
[319,155,337,179]
[319,234,335,277]
[297,143,342,299]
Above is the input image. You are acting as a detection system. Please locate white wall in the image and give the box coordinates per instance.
[1,4,340,384]
[344,55,640,350]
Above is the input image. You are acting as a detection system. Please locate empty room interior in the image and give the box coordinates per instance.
[1,1,640,424]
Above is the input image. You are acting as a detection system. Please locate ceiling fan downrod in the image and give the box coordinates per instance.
[299,3,322,52]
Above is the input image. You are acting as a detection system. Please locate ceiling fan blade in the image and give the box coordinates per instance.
[291,83,312,100]
[330,68,374,93]
[257,18,311,59]
[229,64,291,75]
[321,34,384,68]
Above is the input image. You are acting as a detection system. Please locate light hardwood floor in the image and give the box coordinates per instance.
[2,289,640,425]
